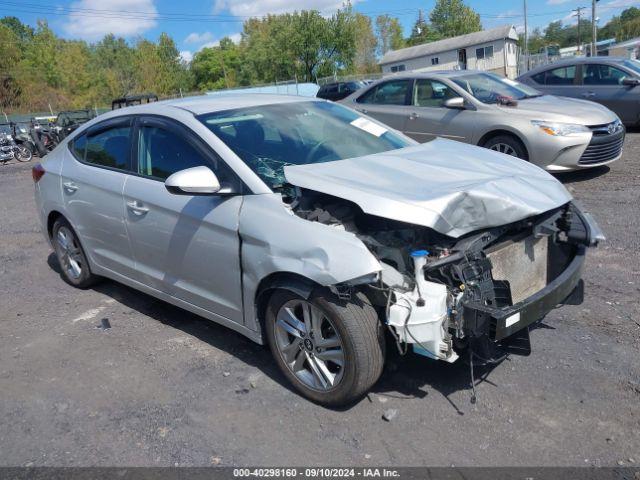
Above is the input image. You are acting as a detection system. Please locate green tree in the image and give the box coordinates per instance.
[375,14,404,55]
[351,13,378,73]
[0,16,34,42]
[429,0,482,39]
[407,9,438,46]
[191,36,242,90]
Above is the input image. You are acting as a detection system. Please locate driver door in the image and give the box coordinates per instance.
[123,116,245,323]
[404,78,475,143]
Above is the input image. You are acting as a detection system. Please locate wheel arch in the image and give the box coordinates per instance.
[47,210,65,239]
[477,129,530,160]
[254,271,321,337]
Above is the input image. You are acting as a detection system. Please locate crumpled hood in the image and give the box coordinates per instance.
[284,138,572,238]
[498,95,618,124]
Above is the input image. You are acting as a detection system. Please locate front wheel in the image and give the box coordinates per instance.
[14,145,32,162]
[483,134,528,160]
[265,288,385,407]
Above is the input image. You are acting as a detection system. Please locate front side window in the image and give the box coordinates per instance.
[136,126,208,180]
[198,101,413,190]
[583,64,629,85]
[413,79,458,107]
[71,125,131,170]
[357,79,411,105]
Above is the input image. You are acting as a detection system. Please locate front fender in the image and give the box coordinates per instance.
[239,194,381,333]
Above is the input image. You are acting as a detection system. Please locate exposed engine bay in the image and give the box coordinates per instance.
[289,188,603,364]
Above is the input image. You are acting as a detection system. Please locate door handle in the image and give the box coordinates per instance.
[126,200,149,215]
[409,112,420,120]
[63,181,78,192]
[582,92,596,98]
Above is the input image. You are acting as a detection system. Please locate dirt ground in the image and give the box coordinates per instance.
[0,135,638,467]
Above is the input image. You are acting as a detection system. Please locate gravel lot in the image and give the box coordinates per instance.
[0,135,639,467]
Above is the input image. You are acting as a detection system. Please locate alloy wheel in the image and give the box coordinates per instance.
[489,143,518,156]
[273,299,345,391]
[56,226,83,280]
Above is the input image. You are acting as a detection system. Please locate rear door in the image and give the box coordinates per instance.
[352,79,413,132]
[403,78,476,143]
[123,116,244,322]
[577,63,640,124]
[61,117,137,278]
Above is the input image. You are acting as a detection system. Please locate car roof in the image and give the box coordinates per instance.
[522,56,635,76]
[108,94,320,116]
[377,70,498,81]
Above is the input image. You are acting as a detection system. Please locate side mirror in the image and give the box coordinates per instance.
[622,77,640,87]
[444,97,466,109]
[165,166,223,195]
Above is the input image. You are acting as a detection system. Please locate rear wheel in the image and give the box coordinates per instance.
[483,134,528,160]
[265,288,385,407]
[52,218,98,288]
[14,145,32,162]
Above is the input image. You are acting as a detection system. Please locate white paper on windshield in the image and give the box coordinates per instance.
[351,117,387,137]
[501,78,519,87]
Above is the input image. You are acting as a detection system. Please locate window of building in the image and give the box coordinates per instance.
[476,46,494,60]
[390,64,406,72]
[431,57,439,65]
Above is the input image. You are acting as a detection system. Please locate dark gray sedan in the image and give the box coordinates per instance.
[517,57,640,126]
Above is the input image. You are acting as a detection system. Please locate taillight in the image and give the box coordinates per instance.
[32,163,45,183]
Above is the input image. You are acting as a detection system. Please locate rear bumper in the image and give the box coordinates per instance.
[466,245,585,341]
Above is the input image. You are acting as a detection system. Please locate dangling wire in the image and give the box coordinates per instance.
[469,348,478,404]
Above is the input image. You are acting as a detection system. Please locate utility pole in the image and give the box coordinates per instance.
[592,0,598,56]
[524,0,529,69]
[573,6,586,54]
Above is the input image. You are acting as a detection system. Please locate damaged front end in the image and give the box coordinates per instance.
[292,191,604,364]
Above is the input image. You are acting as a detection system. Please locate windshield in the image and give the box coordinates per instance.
[198,101,413,190]
[622,59,640,76]
[452,72,542,104]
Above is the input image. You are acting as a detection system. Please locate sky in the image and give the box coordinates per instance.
[5,0,640,62]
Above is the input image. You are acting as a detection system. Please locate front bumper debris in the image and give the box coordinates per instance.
[464,245,585,341]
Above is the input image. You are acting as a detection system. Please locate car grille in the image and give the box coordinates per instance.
[487,236,549,305]
[579,122,625,165]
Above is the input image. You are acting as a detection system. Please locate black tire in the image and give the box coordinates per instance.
[52,217,99,288]
[483,134,528,160]
[14,145,32,162]
[265,288,385,406]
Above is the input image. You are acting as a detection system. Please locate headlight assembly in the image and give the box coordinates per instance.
[531,120,590,137]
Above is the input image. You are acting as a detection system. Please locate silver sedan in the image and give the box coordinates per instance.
[342,71,624,172]
[33,95,602,406]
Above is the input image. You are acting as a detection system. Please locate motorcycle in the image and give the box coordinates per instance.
[0,131,33,163]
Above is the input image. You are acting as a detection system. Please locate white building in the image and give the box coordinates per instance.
[379,25,520,79]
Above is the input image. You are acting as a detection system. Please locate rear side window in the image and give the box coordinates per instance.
[70,125,131,170]
[357,79,411,105]
[137,126,208,180]
[532,66,576,85]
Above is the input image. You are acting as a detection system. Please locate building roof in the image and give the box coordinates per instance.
[379,25,518,66]
[610,36,640,49]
